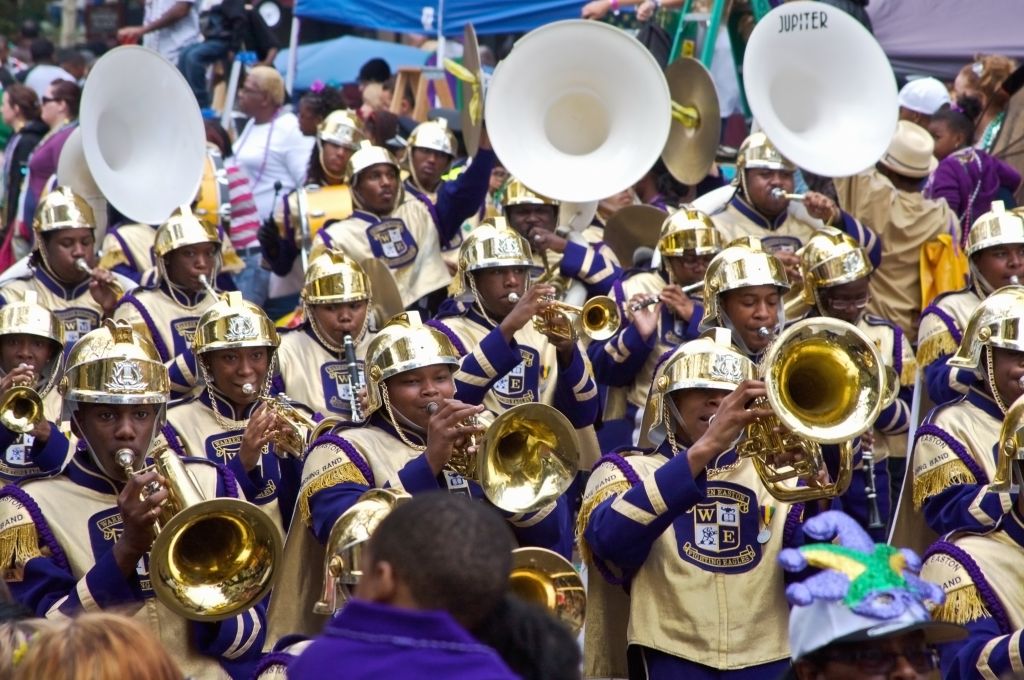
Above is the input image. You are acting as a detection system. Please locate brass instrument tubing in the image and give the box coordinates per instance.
[197,274,219,299]
[770,188,805,201]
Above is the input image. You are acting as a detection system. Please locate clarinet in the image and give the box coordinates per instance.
[862,435,884,530]
[343,334,364,423]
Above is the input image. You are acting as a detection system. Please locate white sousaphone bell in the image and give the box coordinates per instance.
[486,20,671,204]
[61,46,207,227]
[743,0,898,178]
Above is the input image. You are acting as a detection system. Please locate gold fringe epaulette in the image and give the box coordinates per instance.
[900,356,918,387]
[575,480,631,565]
[913,459,976,510]
[929,584,990,625]
[916,331,960,368]
[98,248,129,271]
[0,524,41,581]
[298,463,370,526]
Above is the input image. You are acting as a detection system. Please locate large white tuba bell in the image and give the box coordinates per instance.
[57,128,108,237]
[78,46,206,225]
[743,1,898,178]
[486,20,671,203]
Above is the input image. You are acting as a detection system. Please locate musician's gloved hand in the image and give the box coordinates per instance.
[259,218,300,276]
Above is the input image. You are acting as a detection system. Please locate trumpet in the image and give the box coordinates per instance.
[343,334,364,424]
[260,394,318,458]
[507,292,620,341]
[426,401,480,478]
[770,188,805,201]
[0,367,44,434]
[75,258,125,300]
[116,445,282,621]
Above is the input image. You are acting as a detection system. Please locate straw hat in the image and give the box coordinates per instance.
[878,120,938,179]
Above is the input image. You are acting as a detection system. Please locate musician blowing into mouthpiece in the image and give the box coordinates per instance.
[0,320,266,679]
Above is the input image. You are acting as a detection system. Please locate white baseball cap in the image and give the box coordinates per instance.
[898,77,952,115]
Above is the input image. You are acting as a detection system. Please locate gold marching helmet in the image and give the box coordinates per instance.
[642,328,755,448]
[699,237,790,333]
[658,208,722,259]
[363,312,461,416]
[59,319,169,424]
[319,109,365,150]
[302,249,371,305]
[407,118,458,157]
[451,217,534,296]
[736,132,796,174]
[501,178,560,210]
[314,488,411,615]
[348,140,401,180]
[0,292,66,433]
[154,205,222,285]
[192,291,281,356]
[966,202,1024,292]
[32,186,95,270]
[948,286,1024,412]
[798,227,873,308]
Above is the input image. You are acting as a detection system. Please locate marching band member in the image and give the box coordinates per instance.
[428,219,599,428]
[922,474,1024,679]
[917,202,1024,405]
[0,292,71,483]
[276,249,375,421]
[112,207,224,395]
[316,142,451,313]
[907,286,1024,537]
[97,218,157,284]
[799,228,916,534]
[697,237,790,361]
[0,320,265,679]
[402,118,496,265]
[501,179,622,296]
[709,132,881,294]
[0,187,135,345]
[589,209,721,449]
[296,311,571,553]
[159,292,305,535]
[579,330,823,679]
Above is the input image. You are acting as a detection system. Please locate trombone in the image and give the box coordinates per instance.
[508,292,621,342]
[117,445,282,621]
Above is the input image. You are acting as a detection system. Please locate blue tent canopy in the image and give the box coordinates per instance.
[275,35,431,91]
[293,0,580,36]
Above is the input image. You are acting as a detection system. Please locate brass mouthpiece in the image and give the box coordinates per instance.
[426,402,439,415]
[507,292,520,304]
[757,326,771,338]
[1011,275,1020,285]
[115,447,136,472]
[198,274,219,299]
[242,383,256,396]
[770,188,804,202]
[75,258,92,275]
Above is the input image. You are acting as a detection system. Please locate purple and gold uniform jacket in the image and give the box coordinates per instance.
[917,284,982,405]
[275,323,372,422]
[909,388,1012,537]
[98,222,157,284]
[159,389,304,536]
[0,388,73,485]
[579,441,810,672]
[428,303,599,428]
[922,509,1024,679]
[855,313,916,463]
[0,450,265,679]
[113,282,219,397]
[318,193,452,308]
[0,265,137,347]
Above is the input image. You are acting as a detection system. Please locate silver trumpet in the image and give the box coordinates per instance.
[770,188,805,201]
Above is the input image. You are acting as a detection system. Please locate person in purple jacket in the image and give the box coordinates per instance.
[289,493,520,680]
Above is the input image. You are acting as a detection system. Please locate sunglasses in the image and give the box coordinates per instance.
[41,96,62,105]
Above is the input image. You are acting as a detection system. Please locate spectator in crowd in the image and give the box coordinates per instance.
[898,77,952,129]
[1,84,47,241]
[56,48,88,84]
[0,616,52,679]
[13,613,184,680]
[117,0,200,65]
[19,39,74,96]
[954,55,1018,152]
[296,81,344,136]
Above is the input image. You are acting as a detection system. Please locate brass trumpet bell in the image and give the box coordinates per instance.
[536,295,621,342]
[990,393,1024,493]
[147,446,282,621]
[509,547,586,635]
[0,385,44,434]
[479,403,579,514]
[738,317,886,502]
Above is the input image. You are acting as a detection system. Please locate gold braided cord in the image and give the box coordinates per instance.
[986,349,1009,414]
[298,462,371,526]
[381,384,426,452]
[916,331,960,369]
[912,459,977,510]
[929,584,990,625]
[900,356,918,387]
[575,480,632,566]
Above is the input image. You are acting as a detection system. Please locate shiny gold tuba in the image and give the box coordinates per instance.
[737,317,889,502]
[314,488,411,615]
[0,383,45,434]
[990,393,1024,493]
[119,445,282,621]
[509,547,586,635]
